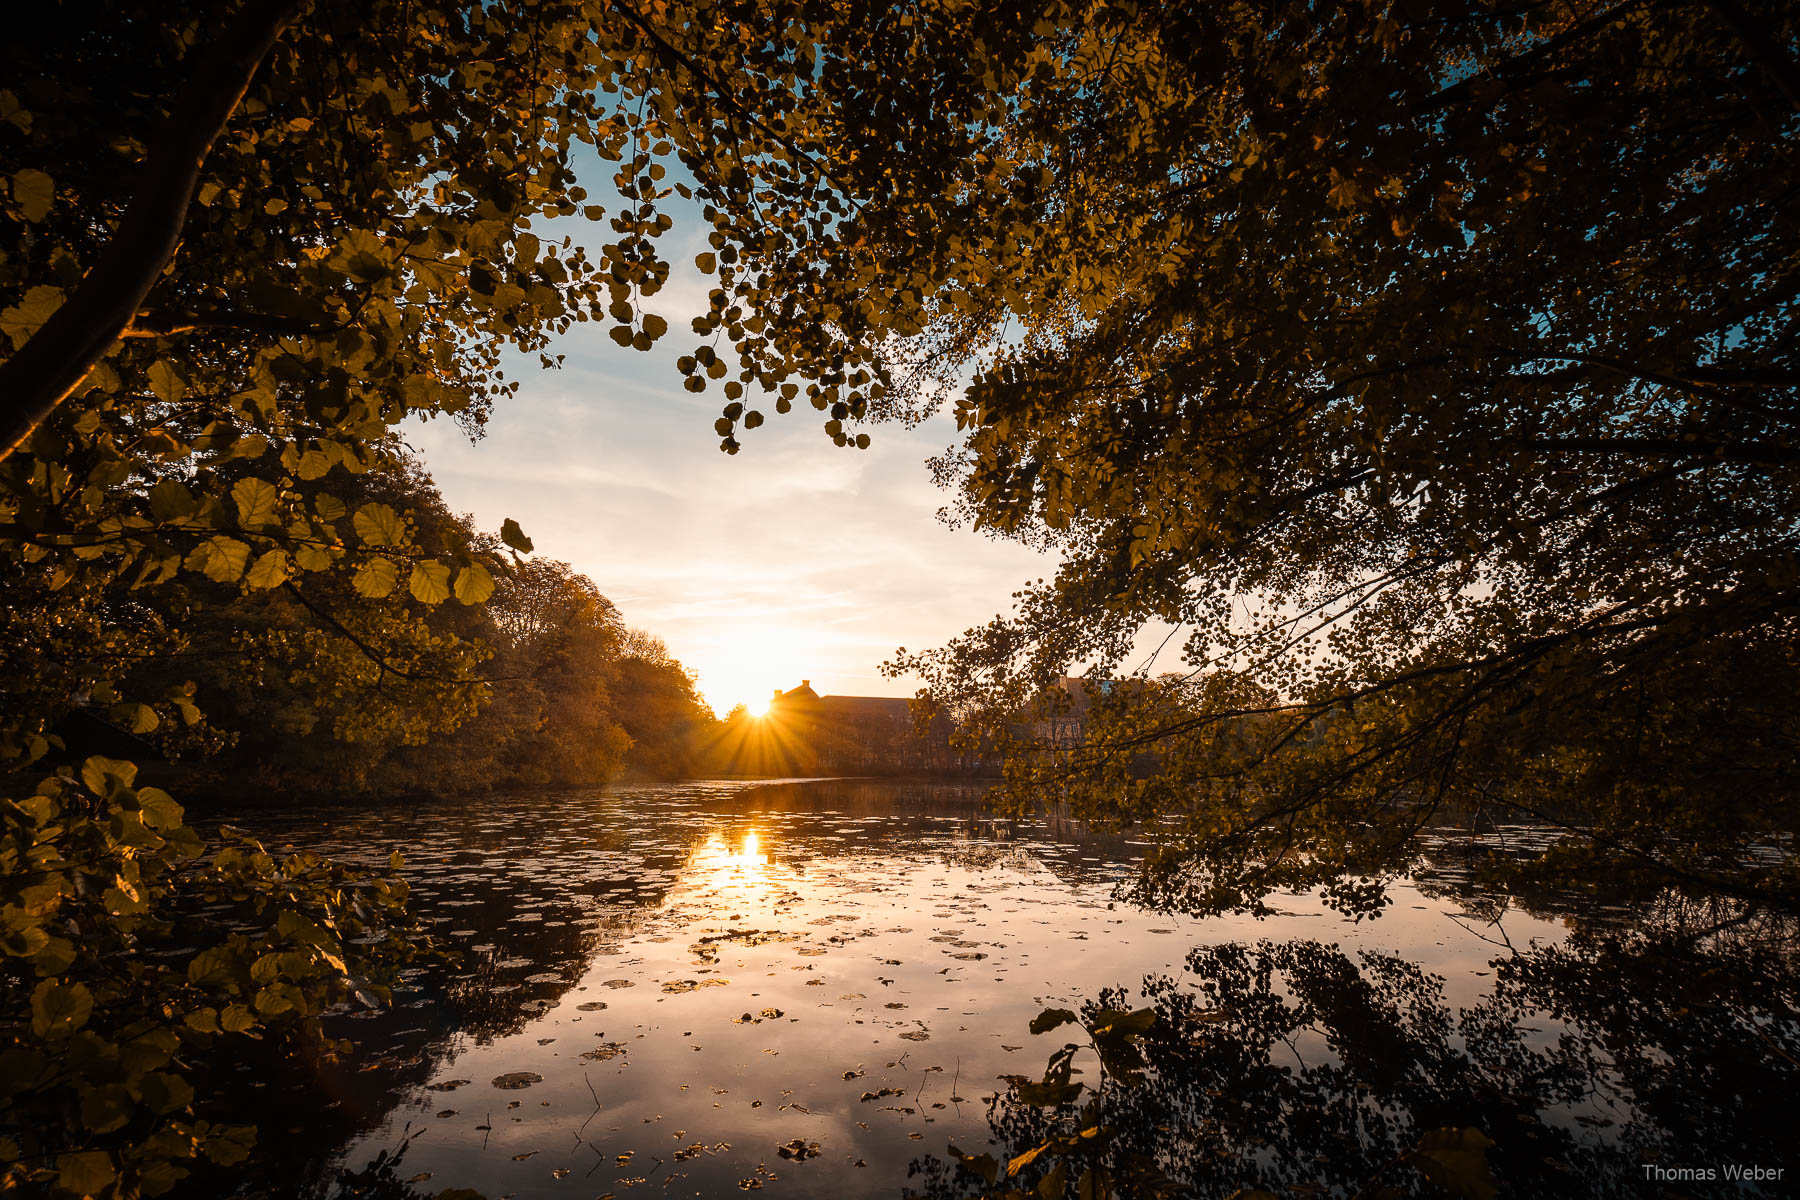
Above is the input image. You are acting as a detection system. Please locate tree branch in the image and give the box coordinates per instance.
[0,0,306,462]
[121,305,344,340]
[1510,434,1799,466]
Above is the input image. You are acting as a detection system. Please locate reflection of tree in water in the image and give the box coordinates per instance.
[912,918,1800,1199]
[217,820,684,1198]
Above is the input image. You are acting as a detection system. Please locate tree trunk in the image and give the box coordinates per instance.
[0,0,306,462]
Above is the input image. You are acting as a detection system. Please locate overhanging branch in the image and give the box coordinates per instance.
[0,0,306,462]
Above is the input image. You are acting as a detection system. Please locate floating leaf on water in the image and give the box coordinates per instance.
[435,1109,457,1118]
[491,1072,544,1090]
[581,1042,628,1062]
[776,1138,821,1161]
[898,1031,931,1041]
[601,979,636,989]
[551,1168,570,1179]
[576,1001,609,1011]
[512,1151,536,1161]
[426,1079,471,1091]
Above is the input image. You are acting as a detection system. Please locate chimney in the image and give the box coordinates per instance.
[772,687,782,699]
[801,679,810,689]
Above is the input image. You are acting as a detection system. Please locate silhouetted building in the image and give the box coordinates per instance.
[704,681,989,776]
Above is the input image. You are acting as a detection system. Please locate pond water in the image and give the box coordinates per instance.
[223,777,1797,1199]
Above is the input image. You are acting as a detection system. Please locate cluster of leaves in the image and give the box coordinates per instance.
[0,0,733,774]
[6,0,1792,1189]
[0,4,727,1193]
[854,0,1800,915]
[129,461,713,798]
[917,905,1800,1199]
[1,756,418,1196]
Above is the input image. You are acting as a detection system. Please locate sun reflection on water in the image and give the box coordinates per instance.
[688,828,773,887]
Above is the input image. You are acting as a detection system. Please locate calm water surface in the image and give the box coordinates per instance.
[221,777,1770,1198]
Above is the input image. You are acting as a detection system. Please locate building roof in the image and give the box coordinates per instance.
[820,694,913,718]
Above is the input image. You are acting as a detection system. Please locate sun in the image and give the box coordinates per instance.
[690,628,812,718]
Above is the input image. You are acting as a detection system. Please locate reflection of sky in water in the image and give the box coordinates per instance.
[228,779,1578,1198]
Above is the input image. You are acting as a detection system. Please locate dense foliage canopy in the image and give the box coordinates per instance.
[823,0,1800,916]
[1,2,722,1192]
[4,0,1798,1193]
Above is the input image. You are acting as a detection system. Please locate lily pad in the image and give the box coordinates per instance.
[491,1072,544,1090]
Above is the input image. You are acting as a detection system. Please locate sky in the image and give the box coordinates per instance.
[403,231,1051,717]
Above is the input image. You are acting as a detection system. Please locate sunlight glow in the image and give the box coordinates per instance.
[691,625,813,717]
[686,829,779,904]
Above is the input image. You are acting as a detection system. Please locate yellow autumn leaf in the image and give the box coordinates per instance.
[408,559,451,604]
[231,478,279,528]
[186,536,250,584]
[453,561,494,604]
[352,557,399,597]
[352,503,404,546]
[244,549,291,589]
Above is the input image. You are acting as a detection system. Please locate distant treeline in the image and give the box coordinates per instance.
[42,455,717,798]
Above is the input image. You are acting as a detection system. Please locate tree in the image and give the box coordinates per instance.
[355,0,1789,914]
[604,629,715,779]
[792,0,1800,915]
[0,1,759,1189]
[6,0,1798,1188]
